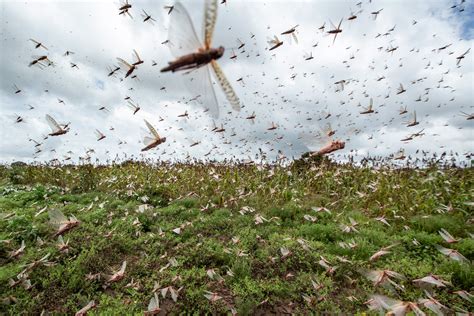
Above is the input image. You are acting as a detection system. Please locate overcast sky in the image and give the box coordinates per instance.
[0,0,473,164]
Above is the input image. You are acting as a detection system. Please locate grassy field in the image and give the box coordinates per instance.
[0,159,473,315]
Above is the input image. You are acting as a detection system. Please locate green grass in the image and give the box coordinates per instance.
[0,161,472,315]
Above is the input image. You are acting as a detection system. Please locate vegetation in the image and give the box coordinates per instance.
[0,161,472,314]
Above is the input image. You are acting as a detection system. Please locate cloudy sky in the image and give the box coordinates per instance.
[0,0,473,164]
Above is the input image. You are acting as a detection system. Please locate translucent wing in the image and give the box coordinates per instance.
[143,136,156,146]
[421,299,443,316]
[371,295,400,310]
[298,131,329,150]
[322,123,334,136]
[268,36,279,45]
[148,293,160,311]
[119,261,127,274]
[203,0,218,48]
[183,65,219,118]
[168,2,202,58]
[127,101,137,110]
[211,60,240,111]
[117,57,132,69]
[45,114,61,131]
[133,49,141,61]
[144,119,160,138]
[48,209,69,226]
[170,287,178,302]
[292,33,298,44]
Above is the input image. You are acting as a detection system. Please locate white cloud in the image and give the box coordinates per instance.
[0,0,472,164]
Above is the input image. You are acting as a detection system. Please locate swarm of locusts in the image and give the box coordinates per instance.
[0,157,472,314]
[2,0,473,314]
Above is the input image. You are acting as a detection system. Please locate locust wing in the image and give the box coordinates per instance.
[211,60,241,112]
[147,293,160,312]
[183,65,219,118]
[117,57,132,70]
[48,209,69,227]
[370,295,400,311]
[127,101,137,110]
[168,2,202,58]
[203,0,218,49]
[298,131,329,151]
[143,136,156,147]
[133,49,141,61]
[268,35,279,46]
[119,261,127,274]
[292,32,298,44]
[144,119,160,139]
[117,58,132,68]
[45,114,61,132]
